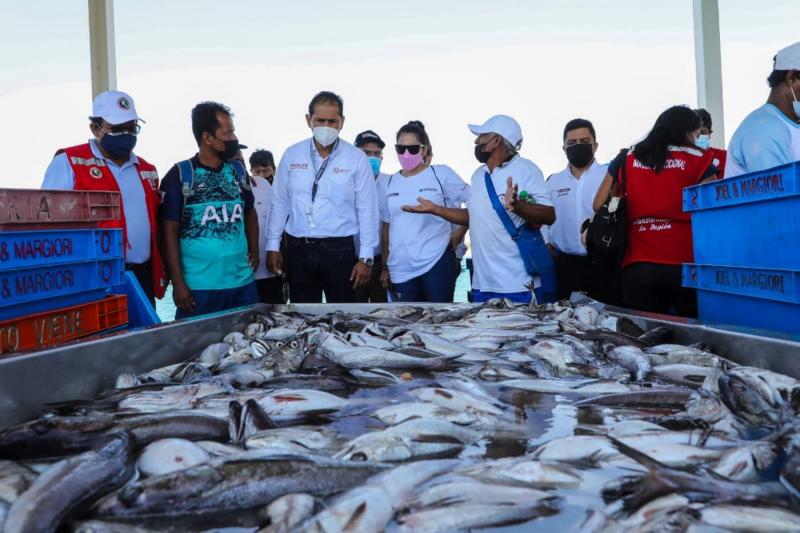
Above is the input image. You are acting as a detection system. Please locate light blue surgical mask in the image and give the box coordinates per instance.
[791,86,800,119]
[368,156,382,177]
[695,134,711,150]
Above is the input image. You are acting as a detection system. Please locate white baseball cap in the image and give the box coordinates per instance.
[468,115,523,147]
[774,42,800,70]
[91,90,142,125]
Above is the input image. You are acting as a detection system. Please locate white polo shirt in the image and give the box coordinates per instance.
[42,139,151,264]
[379,165,470,283]
[251,176,275,281]
[467,154,551,293]
[542,160,607,256]
[266,138,379,257]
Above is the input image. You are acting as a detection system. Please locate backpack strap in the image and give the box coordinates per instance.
[229,159,251,192]
[430,165,447,208]
[178,159,194,201]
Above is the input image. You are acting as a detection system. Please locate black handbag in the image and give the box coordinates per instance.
[586,149,629,267]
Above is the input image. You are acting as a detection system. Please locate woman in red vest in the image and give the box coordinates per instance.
[593,106,716,317]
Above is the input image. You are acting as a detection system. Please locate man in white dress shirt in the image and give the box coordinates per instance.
[542,118,607,301]
[266,91,379,303]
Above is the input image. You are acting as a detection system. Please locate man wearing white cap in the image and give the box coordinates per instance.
[42,90,166,305]
[403,115,555,304]
[726,42,800,178]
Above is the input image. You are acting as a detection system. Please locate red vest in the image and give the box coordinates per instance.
[620,146,714,269]
[57,143,166,299]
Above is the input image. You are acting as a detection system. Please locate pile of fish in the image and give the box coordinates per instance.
[1,300,800,532]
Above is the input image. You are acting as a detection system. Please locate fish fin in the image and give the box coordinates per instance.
[244,399,277,434]
[228,401,243,444]
[606,436,671,471]
[342,501,368,532]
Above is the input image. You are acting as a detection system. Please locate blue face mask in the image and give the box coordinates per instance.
[695,134,711,150]
[100,133,137,159]
[368,156,382,177]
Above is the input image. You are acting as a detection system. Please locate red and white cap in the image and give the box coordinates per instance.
[91,90,142,125]
[468,115,523,148]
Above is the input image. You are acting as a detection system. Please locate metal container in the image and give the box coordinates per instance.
[0,303,799,429]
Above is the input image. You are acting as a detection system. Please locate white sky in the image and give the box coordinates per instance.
[1,0,798,188]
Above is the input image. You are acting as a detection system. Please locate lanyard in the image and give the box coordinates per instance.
[310,140,337,204]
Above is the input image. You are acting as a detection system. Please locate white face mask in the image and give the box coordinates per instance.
[695,134,711,150]
[313,126,339,148]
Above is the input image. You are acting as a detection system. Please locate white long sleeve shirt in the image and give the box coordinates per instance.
[542,160,607,256]
[266,138,379,257]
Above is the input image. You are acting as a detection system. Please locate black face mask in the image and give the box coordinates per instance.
[215,138,240,161]
[565,143,594,168]
[474,143,492,164]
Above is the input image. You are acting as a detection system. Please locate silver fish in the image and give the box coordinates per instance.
[608,345,651,381]
[316,334,453,369]
[5,432,134,533]
[93,455,385,527]
[302,460,456,533]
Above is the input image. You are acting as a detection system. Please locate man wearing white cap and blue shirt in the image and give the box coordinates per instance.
[403,115,555,304]
[42,90,166,305]
[726,41,800,178]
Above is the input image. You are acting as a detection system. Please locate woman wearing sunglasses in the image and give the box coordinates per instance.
[378,121,469,302]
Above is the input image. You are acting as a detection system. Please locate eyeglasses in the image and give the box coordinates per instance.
[395,144,424,155]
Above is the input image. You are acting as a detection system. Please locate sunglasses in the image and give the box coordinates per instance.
[395,144,424,155]
[98,123,141,136]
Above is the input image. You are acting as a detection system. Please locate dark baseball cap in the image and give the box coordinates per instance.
[354,130,385,149]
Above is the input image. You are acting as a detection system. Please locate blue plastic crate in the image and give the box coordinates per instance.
[111,271,160,329]
[0,229,123,271]
[0,258,125,311]
[0,288,110,322]
[683,263,800,338]
[682,161,800,269]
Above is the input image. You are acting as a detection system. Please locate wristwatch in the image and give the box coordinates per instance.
[360,257,374,267]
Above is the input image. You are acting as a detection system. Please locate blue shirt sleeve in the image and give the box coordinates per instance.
[728,106,796,175]
[158,164,183,223]
[41,152,75,189]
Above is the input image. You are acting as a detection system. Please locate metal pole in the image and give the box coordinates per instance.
[692,0,725,147]
[88,0,117,98]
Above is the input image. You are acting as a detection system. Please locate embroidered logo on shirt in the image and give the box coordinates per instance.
[386,192,400,198]
[419,187,438,193]
[557,187,570,197]
[289,163,309,170]
[333,167,351,174]
[90,167,103,178]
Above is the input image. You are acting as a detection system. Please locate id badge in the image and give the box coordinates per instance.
[305,205,317,228]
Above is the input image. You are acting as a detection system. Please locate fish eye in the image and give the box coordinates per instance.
[291,341,298,348]
[276,341,284,348]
